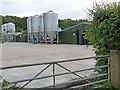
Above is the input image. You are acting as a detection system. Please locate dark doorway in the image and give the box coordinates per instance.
[76,30,79,44]
[82,32,88,45]
[82,33,84,45]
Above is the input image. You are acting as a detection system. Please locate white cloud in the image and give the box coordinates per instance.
[1,0,119,19]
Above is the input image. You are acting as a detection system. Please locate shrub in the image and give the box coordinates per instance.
[85,1,120,72]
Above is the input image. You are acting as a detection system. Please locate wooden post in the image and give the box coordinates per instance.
[110,50,120,89]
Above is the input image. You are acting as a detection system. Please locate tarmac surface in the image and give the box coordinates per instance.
[0,42,95,88]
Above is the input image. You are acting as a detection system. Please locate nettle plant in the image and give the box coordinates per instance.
[0,76,19,90]
[85,2,120,72]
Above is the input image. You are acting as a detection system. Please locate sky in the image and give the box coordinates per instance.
[0,0,119,20]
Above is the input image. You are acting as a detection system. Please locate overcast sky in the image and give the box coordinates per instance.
[0,0,119,19]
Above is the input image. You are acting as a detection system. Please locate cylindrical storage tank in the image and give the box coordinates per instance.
[44,10,58,42]
[27,17,32,42]
[45,10,58,32]
[27,17,32,33]
[43,13,47,42]
[39,14,44,42]
[31,15,40,43]
[31,15,40,33]
[7,22,15,32]
[39,15,44,32]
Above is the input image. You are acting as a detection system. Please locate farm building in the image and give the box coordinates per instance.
[58,22,89,45]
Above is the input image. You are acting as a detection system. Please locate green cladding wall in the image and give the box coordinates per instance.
[59,28,77,44]
[59,22,89,45]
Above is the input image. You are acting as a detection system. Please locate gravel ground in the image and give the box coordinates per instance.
[0,42,95,88]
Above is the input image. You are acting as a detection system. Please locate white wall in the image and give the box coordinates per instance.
[1,22,15,33]
[7,23,15,32]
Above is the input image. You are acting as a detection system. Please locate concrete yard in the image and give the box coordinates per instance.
[0,42,95,88]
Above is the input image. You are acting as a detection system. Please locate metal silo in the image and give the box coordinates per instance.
[31,15,40,43]
[44,10,58,43]
[39,14,44,42]
[27,17,32,42]
[31,15,40,32]
[27,10,58,44]
[27,17,32,33]
[39,15,44,32]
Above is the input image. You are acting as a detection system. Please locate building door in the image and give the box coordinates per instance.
[76,30,79,44]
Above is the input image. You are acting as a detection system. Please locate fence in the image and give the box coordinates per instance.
[0,55,110,89]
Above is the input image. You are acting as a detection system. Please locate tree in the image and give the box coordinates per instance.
[85,2,120,72]
[58,19,88,29]
[2,16,27,31]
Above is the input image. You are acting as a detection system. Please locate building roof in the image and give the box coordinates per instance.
[59,22,90,32]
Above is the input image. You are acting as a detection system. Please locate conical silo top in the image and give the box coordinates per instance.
[47,10,54,13]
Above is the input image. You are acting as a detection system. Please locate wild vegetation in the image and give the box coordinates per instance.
[0,76,19,90]
[2,16,87,31]
[2,16,27,32]
[2,2,120,88]
[85,1,120,68]
[58,19,88,29]
[85,1,120,88]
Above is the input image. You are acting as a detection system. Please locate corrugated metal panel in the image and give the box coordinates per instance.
[59,23,89,45]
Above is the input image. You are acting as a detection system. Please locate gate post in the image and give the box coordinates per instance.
[110,50,120,89]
